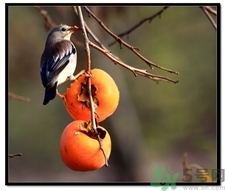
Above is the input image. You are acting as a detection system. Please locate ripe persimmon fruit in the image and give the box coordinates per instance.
[59,120,111,171]
[63,68,119,122]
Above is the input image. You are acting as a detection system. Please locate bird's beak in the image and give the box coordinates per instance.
[70,26,80,32]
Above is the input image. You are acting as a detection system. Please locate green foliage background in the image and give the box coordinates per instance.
[8,5,217,182]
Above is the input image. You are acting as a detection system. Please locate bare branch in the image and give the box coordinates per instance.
[9,92,30,102]
[182,153,191,182]
[35,6,56,31]
[108,6,169,47]
[73,6,122,63]
[205,6,217,15]
[200,6,217,30]
[9,153,22,158]
[73,6,106,50]
[89,41,178,83]
[84,6,179,75]
[182,152,215,182]
[76,6,109,167]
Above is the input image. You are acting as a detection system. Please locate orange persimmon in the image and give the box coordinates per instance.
[59,120,111,171]
[63,68,119,122]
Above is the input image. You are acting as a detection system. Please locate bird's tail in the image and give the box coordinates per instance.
[43,83,57,105]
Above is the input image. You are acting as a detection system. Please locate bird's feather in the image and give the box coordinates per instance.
[43,82,57,105]
[40,24,78,105]
[40,40,76,89]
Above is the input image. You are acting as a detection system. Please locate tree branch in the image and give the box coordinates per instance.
[76,6,109,167]
[182,153,214,182]
[84,6,179,75]
[74,7,177,83]
[108,6,169,47]
[9,153,22,158]
[89,41,178,83]
[204,6,217,15]
[9,92,30,102]
[73,6,106,50]
[73,6,121,62]
[35,6,56,31]
[200,6,217,30]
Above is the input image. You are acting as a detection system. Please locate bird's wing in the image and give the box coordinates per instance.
[40,40,76,89]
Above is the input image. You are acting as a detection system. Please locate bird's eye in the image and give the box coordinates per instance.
[61,28,67,32]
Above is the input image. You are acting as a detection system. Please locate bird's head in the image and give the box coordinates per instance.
[48,24,80,41]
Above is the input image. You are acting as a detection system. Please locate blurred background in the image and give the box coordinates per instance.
[8,5,217,183]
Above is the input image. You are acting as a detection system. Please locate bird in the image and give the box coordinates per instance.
[40,24,79,105]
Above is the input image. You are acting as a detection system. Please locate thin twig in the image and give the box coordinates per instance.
[205,6,217,15]
[108,6,169,47]
[74,6,178,83]
[200,6,217,30]
[182,153,191,181]
[73,6,121,62]
[182,153,214,182]
[9,153,22,158]
[75,7,177,83]
[76,6,109,167]
[73,7,104,49]
[35,6,56,31]
[9,92,30,102]
[89,41,178,83]
[84,6,179,75]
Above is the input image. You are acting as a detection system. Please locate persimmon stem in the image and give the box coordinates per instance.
[76,6,109,167]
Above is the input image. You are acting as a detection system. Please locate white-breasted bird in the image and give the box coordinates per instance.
[40,24,79,105]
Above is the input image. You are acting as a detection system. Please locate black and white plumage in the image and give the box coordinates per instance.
[40,24,79,105]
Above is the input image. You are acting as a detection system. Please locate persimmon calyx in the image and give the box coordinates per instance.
[78,82,99,109]
[79,120,106,140]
